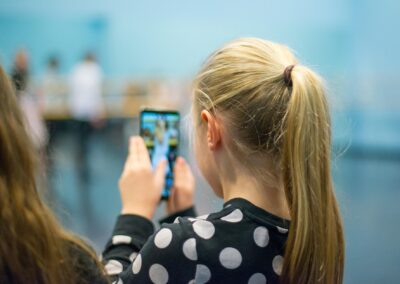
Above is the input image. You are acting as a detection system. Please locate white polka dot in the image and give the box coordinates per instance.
[188,217,197,222]
[132,254,142,274]
[105,259,123,275]
[182,238,197,261]
[195,264,211,284]
[277,226,288,234]
[112,235,132,245]
[154,228,173,249]
[272,255,284,276]
[197,214,209,220]
[129,252,138,262]
[188,280,195,284]
[219,247,242,269]
[193,220,215,239]
[248,273,267,284]
[149,263,169,284]
[174,217,180,223]
[253,226,269,247]
[113,278,123,284]
[220,209,243,223]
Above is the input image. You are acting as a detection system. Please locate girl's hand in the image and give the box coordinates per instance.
[167,157,195,215]
[119,136,167,219]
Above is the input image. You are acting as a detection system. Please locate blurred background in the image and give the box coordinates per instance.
[0,0,399,283]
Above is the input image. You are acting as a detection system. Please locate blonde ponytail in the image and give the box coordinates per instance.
[193,38,344,284]
[281,66,344,283]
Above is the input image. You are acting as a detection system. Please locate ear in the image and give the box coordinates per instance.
[200,110,221,151]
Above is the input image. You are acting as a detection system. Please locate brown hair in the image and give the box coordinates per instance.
[0,64,105,283]
[193,38,344,283]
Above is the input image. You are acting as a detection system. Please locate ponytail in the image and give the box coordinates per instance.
[281,66,344,284]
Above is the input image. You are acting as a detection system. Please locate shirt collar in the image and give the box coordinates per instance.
[223,197,290,229]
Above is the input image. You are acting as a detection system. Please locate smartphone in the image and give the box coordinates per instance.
[139,108,180,200]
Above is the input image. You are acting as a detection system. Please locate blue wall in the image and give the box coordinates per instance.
[1,0,397,77]
[0,0,354,78]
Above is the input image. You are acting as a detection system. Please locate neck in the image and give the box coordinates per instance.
[221,173,291,220]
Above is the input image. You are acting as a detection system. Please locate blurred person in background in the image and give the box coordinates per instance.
[101,38,344,284]
[11,49,29,95]
[39,56,68,200]
[40,55,68,113]
[10,49,47,151]
[0,64,109,284]
[69,52,104,190]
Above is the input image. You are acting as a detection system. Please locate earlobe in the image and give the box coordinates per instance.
[207,128,216,151]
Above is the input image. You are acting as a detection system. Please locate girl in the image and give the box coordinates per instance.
[102,38,345,284]
[0,64,108,284]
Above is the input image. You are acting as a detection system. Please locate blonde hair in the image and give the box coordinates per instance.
[193,38,344,284]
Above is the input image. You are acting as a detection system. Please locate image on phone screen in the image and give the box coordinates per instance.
[140,110,180,199]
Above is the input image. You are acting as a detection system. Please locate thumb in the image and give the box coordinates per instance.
[154,159,167,186]
[173,156,184,179]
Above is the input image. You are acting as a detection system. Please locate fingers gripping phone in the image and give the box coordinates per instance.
[140,109,180,200]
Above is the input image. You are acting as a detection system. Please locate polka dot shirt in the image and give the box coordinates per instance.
[102,198,290,284]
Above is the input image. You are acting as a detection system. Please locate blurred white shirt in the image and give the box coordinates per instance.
[69,61,103,120]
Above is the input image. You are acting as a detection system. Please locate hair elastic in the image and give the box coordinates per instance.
[283,65,295,87]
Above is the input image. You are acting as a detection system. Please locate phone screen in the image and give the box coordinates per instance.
[140,109,180,199]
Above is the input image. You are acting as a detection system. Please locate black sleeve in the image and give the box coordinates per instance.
[158,206,197,224]
[102,215,198,283]
[101,214,155,282]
